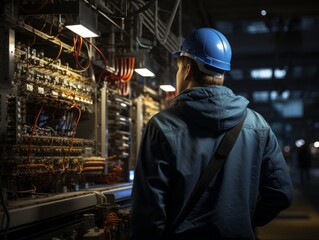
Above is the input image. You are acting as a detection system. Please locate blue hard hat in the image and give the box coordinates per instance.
[173,28,232,72]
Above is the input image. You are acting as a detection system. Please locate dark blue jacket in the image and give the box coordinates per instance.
[131,86,293,240]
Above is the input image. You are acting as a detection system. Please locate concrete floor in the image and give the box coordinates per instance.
[256,168,319,240]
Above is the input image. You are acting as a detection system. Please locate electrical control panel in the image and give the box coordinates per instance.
[0,0,170,239]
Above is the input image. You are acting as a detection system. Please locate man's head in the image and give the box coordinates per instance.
[173,28,232,94]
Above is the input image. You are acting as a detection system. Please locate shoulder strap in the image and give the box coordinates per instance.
[163,112,246,240]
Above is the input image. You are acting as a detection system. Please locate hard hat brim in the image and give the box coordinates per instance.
[172,51,181,57]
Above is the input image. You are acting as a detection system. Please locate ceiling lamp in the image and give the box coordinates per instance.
[134,68,155,77]
[66,24,99,38]
[65,1,100,38]
[134,50,156,77]
[160,85,176,92]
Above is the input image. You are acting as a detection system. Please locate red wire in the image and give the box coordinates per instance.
[73,35,91,71]
[120,58,124,78]
[111,58,121,81]
[77,36,82,57]
[121,82,129,96]
[122,58,129,79]
[82,39,135,85]
[83,38,108,69]
[83,38,114,84]
[121,57,135,83]
[69,104,82,148]
[27,102,45,164]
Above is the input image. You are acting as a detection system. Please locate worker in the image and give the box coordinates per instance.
[130,28,294,240]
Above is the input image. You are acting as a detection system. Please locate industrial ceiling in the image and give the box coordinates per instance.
[162,0,319,146]
[2,0,319,146]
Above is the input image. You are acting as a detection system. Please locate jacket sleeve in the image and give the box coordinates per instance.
[130,121,173,240]
[254,128,294,226]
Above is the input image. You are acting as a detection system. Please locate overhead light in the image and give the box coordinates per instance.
[160,85,176,92]
[261,10,267,16]
[281,90,290,100]
[65,1,100,38]
[134,68,155,77]
[270,91,279,100]
[295,139,305,148]
[274,68,286,79]
[66,24,99,38]
[134,50,156,77]
[251,68,272,80]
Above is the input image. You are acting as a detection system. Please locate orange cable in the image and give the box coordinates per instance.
[122,58,129,79]
[121,57,135,83]
[73,36,91,71]
[69,104,82,149]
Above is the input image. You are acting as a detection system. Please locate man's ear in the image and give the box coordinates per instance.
[184,63,192,81]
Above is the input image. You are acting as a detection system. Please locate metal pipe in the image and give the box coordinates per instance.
[141,14,178,52]
[142,3,179,49]
[131,1,179,52]
[135,14,153,49]
[131,2,175,47]
[154,0,181,45]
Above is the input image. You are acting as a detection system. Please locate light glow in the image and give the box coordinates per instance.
[160,85,176,92]
[217,43,224,51]
[274,68,286,79]
[282,90,290,100]
[134,68,155,77]
[295,139,305,148]
[283,146,291,153]
[247,21,269,34]
[251,68,272,79]
[270,91,278,100]
[65,24,99,38]
[129,170,134,181]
